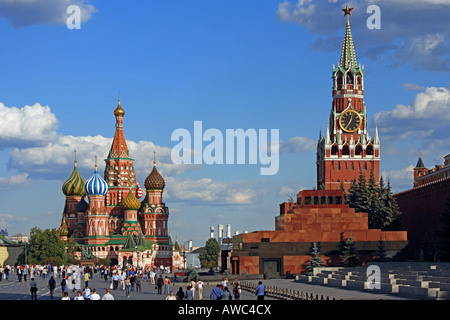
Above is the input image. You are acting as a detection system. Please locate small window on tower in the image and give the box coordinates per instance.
[337,163,341,170]
[331,145,339,155]
[364,164,367,170]
[350,163,354,170]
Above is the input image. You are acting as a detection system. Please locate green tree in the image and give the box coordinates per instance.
[199,238,221,269]
[380,180,402,231]
[306,242,324,275]
[373,240,390,262]
[339,235,360,267]
[21,227,68,265]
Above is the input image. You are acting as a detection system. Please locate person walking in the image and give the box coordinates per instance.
[48,276,56,298]
[156,275,164,295]
[135,274,142,292]
[210,284,223,300]
[255,281,265,300]
[60,276,67,294]
[29,278,38,300]
[125,276,131,298]
[233,283,241,300]
[61,291,70,300]
[223,287,232,300]
[102,288,115,300]
[82,284,91,300]
[84,270,90,287]
[112,272,119,290]
[74,291,84,300]
[197,279,204,300]
[164,276,171,295]
[185,286,194,300]
[176,287,185,300]
[165,290,176,300]
[90,288,101,300]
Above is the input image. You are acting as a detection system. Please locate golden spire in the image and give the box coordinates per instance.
[114,92,125,117]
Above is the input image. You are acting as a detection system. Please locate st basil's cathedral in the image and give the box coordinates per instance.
[57,100,174,268]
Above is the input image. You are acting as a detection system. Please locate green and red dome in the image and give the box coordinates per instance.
[144,163,165,191]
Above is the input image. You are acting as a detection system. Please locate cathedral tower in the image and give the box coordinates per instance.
[316,5,380,191]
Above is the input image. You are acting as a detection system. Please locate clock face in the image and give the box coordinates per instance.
[339,110,361,133]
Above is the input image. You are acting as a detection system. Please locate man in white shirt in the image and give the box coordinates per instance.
[90,288,101,300]
[101,288,115,300]
[197,279,204,300]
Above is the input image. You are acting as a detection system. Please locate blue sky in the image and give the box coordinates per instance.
[0,0,450,246]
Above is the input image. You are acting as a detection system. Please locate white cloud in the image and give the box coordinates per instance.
[381,165,414,189]
[165,177,257,205]
[0,0,96,28]
[280,136,316,153]
[0,173,30,191]
[401,83,426,91]
[0,213,28,226]
[276,0,450,71]
[0,102,58,148]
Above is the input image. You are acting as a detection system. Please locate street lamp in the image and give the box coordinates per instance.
[183,240,191,271]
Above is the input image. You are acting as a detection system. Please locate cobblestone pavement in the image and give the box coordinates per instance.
[0,273,411,300]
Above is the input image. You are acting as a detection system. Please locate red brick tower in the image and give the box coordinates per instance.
[317,6,380,191]
[104,98,139,231]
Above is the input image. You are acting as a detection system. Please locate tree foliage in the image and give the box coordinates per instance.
[18,227,68,265]
[344,169,402,230]
[199,238,221,269]
[306,242,324,275]
[339,235,360,267]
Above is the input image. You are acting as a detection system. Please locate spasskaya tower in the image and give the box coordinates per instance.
[316,5,380,191]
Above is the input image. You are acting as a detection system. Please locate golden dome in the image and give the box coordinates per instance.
[114,100,125,117]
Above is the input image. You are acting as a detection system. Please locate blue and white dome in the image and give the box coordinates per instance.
[85,167,109,196]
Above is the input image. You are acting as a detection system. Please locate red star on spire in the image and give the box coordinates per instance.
[342,4,353,17]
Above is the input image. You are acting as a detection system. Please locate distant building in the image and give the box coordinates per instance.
[395,154,450,260]
[0,235,23,267]
[11,233,28,243]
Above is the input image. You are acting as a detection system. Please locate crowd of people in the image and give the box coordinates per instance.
[166,277,244,301]
[0,264,259,301]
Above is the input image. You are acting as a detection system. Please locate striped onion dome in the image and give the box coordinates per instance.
[121,188,141,210]
[62,161,85,196]
[144,162,165,191]
[84,166,109,196]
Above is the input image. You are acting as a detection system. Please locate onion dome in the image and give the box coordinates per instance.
[62,160,85,196]
[114,99,125,117]
[84,159,109,196]
[58,216,69,237]
[144,161,165,191]
[121,188,141,210]
[75,197,89,212]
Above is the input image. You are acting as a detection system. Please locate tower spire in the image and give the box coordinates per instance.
[339,5,357,70]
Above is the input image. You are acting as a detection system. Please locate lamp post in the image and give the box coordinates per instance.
[183,240,191,271]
